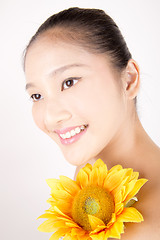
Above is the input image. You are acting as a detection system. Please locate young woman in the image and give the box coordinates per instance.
[24,7,160,239]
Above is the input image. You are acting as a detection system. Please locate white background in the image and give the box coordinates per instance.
[0,0,160,239]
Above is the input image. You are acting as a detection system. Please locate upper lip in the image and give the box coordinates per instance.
[54,124,88,135]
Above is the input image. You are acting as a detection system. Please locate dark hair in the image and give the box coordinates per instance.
[25,7,132,69]
[24,7,136,104]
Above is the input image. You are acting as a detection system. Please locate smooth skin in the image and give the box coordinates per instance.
[25,32,160,240]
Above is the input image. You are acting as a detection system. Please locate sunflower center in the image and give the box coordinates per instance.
[72,185,115,231]
[84,197,100,215]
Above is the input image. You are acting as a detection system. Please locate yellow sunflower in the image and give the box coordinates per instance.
[38,159,148,240]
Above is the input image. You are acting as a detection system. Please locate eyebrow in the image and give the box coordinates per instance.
[48,63,88,76]
[25,83,35,90]
[25,63,88,90]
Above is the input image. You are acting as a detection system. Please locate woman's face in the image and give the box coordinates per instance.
[25,34,127,166]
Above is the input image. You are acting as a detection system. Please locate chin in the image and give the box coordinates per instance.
[65,158,84,166]
[63,153,89,167]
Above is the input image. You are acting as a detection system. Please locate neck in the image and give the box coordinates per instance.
[90,111,157,177]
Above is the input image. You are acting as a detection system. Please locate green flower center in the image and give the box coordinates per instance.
[72,185,115,231]
[84,197,100,215]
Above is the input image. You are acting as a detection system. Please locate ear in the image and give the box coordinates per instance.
[123,59,140,100]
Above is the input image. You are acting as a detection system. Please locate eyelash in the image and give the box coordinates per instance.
[61,77,80,91]
[30,93,43,102]
[30,77,80,102]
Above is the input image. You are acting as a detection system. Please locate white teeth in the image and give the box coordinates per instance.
[80,126,85,130]
[71,130,76,136]
[66,132,71,138]
[60,134,65,139]
[75,127,81,134]
[59,125,87,140]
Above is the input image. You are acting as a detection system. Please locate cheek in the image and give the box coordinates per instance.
[73,78,125,138]
[32,104,46,132]
[72,79,120,120]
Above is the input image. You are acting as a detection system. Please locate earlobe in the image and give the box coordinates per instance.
[125,59,140,100]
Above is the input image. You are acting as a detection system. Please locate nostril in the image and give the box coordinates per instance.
[44,105,72,132]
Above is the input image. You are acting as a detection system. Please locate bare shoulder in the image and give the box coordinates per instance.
[120,145,160,240]
[109,145,160,240]
[142,141,160,179]
[148,143,160,178]
[152,143,160,160]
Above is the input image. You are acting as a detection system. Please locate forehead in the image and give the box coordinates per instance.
[25,34,113,74]
[26,35,92,64]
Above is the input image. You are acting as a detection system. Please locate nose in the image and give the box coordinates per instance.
[44,99,72,131]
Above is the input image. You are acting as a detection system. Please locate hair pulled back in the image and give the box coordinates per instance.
[25,7,132,71]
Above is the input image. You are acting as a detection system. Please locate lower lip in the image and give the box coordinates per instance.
[59,127,88,145]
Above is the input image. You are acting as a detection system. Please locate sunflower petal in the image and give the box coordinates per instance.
[52,220,69,228]
[83,163,92,174]
[115,203,124,215]
[107,213,116,228]
[113,188,123,203]
[60,176,80,195]
[77,234,90,240]
[91,225,107,234]
[122,180,137,202]
[130,171,139,181]
[90,231,105,240]
[51,189,72,201]
[124,168,133,181]
[98,165,108,186]
[49,229,69,240]
[37,213,56,219]
[63,233,72,240]
[46,179,60,190]
[93,158,106,169]
[117,207,144,222]
[53,206,72,220]
[56,201,73,214]
[108,165,122,173]
[38,219,57,232]
[104,169,127,192]
[125,178,148,202]
[47,197,56,205]
[107,221,124,238]
[71,227,86,237]
[89,168,99,185]
[65,221,80,228]
[88,215,105,231]
[76,169,89,189]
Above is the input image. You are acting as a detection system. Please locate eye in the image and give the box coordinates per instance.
[30,94,43,102]
[61,77,80,91]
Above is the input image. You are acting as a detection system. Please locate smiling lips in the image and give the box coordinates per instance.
[55,124,88,145]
